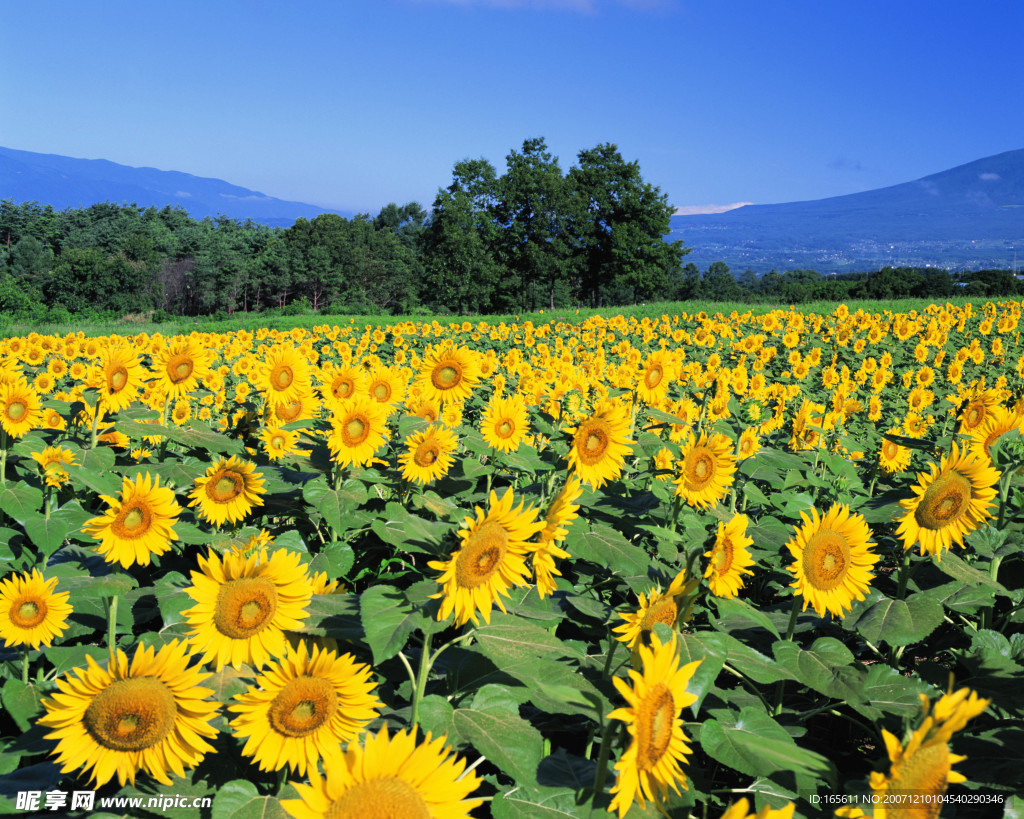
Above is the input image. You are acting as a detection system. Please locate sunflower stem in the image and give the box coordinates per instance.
[773,597,801,716]
[21,647,29,685]
[89,401,102,449]
[895,548,912,600]
[590,713,619,809]
[997,470,1012,529]
[409,630,433,731]
[107,594,118,667]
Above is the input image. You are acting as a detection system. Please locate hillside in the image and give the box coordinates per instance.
[669,149,1024,272]
[0,146,339,226]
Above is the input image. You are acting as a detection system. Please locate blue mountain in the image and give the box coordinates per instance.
[0,146,342,227]
[669,149,1024,273]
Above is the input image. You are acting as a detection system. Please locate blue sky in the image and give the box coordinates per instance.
[2,0,1022,214]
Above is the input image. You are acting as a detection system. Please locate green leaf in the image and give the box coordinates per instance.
[212,780,259,819]
[566,522,649,577]
[300,592,363,643]
[853,594,945,647]
[23,511,74,559]
[0,483,43,526]
[417,694,456,740]
[675,631,725,714]
[852,664,933,720]
[1,679,46,732]
[308,540,355,580]
[359,584,437,663]
[932,551,1009,596]
[713,597,781,639]
[492,789,583,818]
[453,684,545,794]
[772,638,861,702]
[700,707,836,786]
[112,418,245,455]
[302,477,370,534]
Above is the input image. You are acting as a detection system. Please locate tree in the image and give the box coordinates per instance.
[567,143,686,306]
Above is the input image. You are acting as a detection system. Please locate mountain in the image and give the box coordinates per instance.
[0,146,342,227]
[669,149,1024,273]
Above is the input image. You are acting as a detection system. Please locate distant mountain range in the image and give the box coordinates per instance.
[0,146,344,227]
[669,149,1024,273]
[3,145,1022,272]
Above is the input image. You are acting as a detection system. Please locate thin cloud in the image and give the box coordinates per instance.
[979,172,1001,181]
[674,202,753,215]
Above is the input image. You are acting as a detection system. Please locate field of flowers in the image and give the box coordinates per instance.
[0,302,1021,818]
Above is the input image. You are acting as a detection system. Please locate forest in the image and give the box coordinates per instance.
[1,138,1021,323]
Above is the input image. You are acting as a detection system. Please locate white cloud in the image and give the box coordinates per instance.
[674,202,753,215]
[174,190,192,198]
[979,172,1001,181]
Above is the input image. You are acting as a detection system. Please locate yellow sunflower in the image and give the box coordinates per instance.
[703,514,755,598]
[399,423,458,485]
[280,726,483,819]
[95,343,146,414]
[895,443,999,560]
[38,640,218,787]
[636,350,676,405]
[840,686,990,819]
[30,445,77,488]
[0,376,41,438]
[259,424,307,461]
[188,455,267,527]
[737,427,761,461]
[786,504,879,619]
[255,344,312,405]
[152,338,211,399]
[0,569,72,648]
[228,641,381,776]
[608,629,701,818]
[613,569,699,660]
[721,798,796,819]
[182,545,313,670]
[879,428,912,474]
[429,488,544,627]
[365,365,407,409]
[416,343,480,405]
[565,399,634,488]
[968,404,1024,463]
[481,393,529,453]
[318,363,367,407]
[674,432,737,510]
[326,396,389,469]
[83,473,182,568]
[532,474,584,598]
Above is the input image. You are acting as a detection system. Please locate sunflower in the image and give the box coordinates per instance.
[228,641,381,776]
[280,726,483,819]
[481,393,529,453]
[365,365,407,409]
[40,407,66,432]
[607,630,701,818]
[318,363,367,407]
[879,428,912,474]
[786,504,878,619]
[95,343,146,414]
[182,545,313,670]
[967,404,1024,463]
[839,687,990,819]
[188,455,267,527]
[37,640,219,787]
[532,474,584,598]
[613,569,699,660]
[721,798,796,819]
[260,424,307,461]
[152,338,211,399]
[0,569,72,648]
[416,343,480,405]
[398,424,458,485]
[272,388,320,425]
[565,399,634,488]
[83,473,182,568]
[429,488,544,627]
[674,432,737,510]
[255,344,312,405]
[703,514,755,598]
[0,376,41,438]
[636,350,676,405]
[895,443,999,560]
[326,396,389,469]
[736,427,760,461]
[31,445,77,488]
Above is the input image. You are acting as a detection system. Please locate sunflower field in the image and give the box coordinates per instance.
[0,302,1022,818]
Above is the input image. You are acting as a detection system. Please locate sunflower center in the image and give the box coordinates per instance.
[267,675,337,738]
[414,443,439,467]
[334,378,354,399]
[640,597,678,632]
[271,434,286,449]
[455,520,507,589]
[11,596,47,628]
[496,419,514,438]
[214,577,278,639]
[372,382,391,402]
[343,416,369,446]
[964,404,984,429]
[888,741,950,819]
[802,528,851,591]
[83,677,177,752]
[636,683,676,770]
[916,471,972,529]
[277,399,302,422]
[712,539,734,573]
[273,365,294,390]
[209,472,243,502]
[108,366,129,392]
[432,364,461,390]
[116,505,149,536]
[6,401,26,422]
[325,777,430,819]
[576,420,610,465]
[644,365,663,389]
[684,448,715,488]
[169,356,194,383]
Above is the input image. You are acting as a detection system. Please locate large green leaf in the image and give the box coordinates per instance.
[851,593,945,647]
[701,707,836,786]
[359,583,439,663]
[932,551,1010,596]
[0,483,43,526]
[566,522,650,577]
[111,418,244,454]
[302,477,370,535]
[851,664,933,720]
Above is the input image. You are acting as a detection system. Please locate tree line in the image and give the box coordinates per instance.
[1,137,1021,323]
